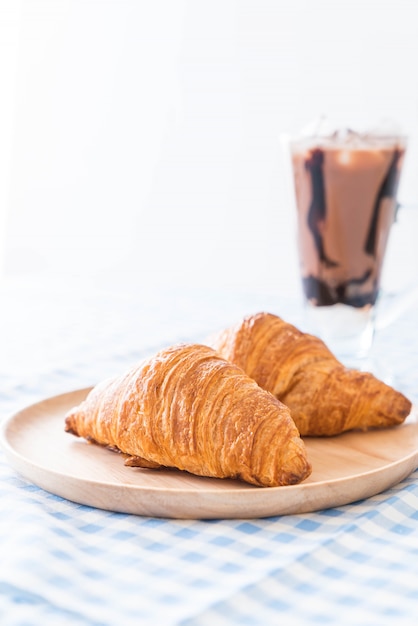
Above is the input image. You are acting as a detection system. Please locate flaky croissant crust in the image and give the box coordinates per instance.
[210,312,412,436]
[65,343,312,487]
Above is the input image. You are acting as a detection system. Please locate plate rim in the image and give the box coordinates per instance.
[1,387,418,516]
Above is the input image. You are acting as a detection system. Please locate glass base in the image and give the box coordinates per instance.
[303,302,376,367]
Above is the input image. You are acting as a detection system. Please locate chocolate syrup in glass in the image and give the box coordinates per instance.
[297,143,405,308]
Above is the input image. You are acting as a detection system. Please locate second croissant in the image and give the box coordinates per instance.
[209,312,412,436]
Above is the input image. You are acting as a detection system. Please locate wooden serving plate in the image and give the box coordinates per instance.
[1,388,418,519]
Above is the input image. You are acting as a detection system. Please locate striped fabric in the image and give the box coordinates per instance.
[1,279,417,625]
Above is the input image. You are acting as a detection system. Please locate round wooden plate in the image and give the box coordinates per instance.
[1,388,418,519]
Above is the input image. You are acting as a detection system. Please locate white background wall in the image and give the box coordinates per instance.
[1,0,418,295]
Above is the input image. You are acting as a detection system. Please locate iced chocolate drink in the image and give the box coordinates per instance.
[290,130,406,309]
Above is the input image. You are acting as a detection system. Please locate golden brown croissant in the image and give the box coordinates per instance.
[209,312,412,436]
[64,343,311,487]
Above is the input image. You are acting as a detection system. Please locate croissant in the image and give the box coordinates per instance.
[209,312,412,436]
[64,343,311,487]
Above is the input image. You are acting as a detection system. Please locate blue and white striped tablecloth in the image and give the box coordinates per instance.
[1,277,417,626]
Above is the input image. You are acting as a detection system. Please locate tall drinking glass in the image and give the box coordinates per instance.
[285,127,407,366]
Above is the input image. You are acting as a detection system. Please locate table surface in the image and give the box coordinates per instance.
[1,273,417,626]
